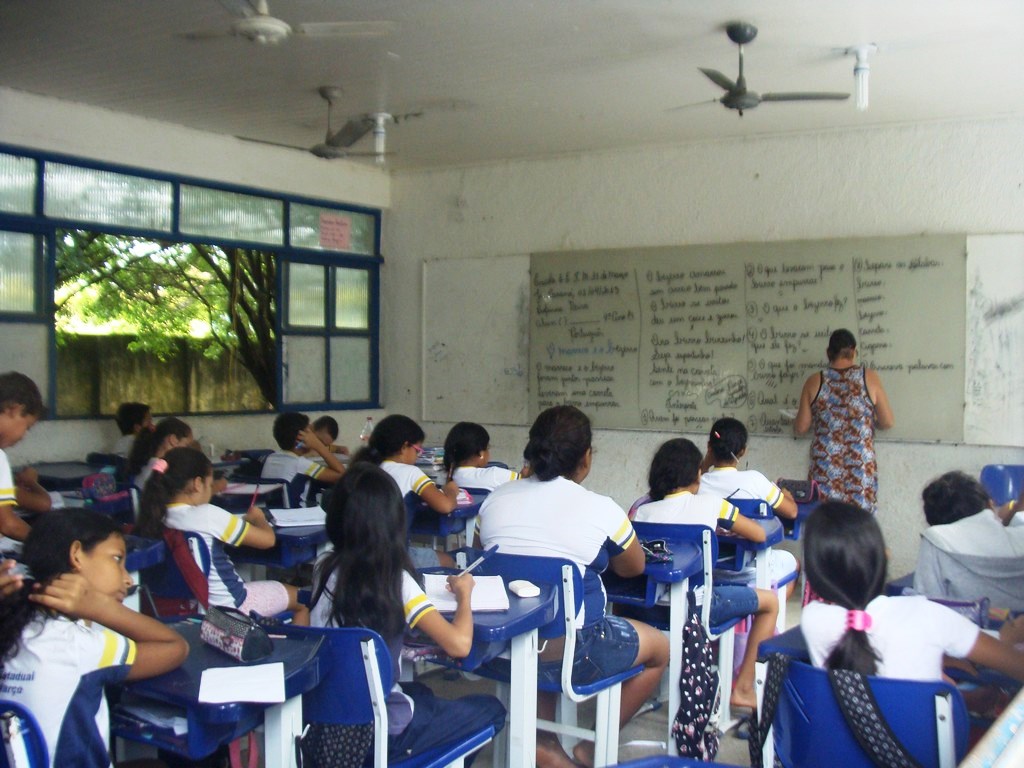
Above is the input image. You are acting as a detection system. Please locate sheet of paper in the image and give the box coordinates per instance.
[198,662,285,704]
[220,482,285,496]
[120,702,188,735]
[422,574,510,612]
[266,507,326,527]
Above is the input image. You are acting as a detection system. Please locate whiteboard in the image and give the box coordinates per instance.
[965,235,1024,446]
[529,237,967,441]
[422,255,530,425]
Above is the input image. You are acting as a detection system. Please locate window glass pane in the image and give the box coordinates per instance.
[180,185,283,245]
[0,322,48,398]
[287,263,325,328]
[0,231,37,313]
[283,335,326,403]
[0,153,36,214]
[335,268,369,330]
[330,336,371,401]
[290,202,375,255]
[44,163,172,230]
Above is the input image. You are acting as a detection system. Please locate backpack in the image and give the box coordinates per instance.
[671,591,721,759]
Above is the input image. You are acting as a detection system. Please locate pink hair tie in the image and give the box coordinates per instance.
[846,609,872,632]
[151,458,168,474]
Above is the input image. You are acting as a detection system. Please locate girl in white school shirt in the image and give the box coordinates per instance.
[136,446,309,624]
[351,414,460,568]
[801,501,1024,685]
[0,511,188,767]
[442,421,525,492]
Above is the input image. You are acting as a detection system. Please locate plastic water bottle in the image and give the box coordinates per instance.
[359,416,374,443]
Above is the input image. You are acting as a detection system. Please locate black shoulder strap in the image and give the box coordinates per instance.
[828,669,924,768]
[749,653,790,768]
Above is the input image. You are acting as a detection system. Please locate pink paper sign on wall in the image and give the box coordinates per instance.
[319,212,351,250]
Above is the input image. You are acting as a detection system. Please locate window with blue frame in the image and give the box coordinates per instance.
[0,147,381,417]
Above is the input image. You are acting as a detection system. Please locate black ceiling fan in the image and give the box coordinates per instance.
[699,22,849,116]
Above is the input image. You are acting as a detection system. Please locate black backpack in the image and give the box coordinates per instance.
[671,591,721,759]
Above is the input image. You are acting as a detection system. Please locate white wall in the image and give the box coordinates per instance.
[388,118,1024,575]
[0,88,390,466]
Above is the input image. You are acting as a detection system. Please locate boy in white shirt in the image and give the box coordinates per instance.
[261,412,346,505]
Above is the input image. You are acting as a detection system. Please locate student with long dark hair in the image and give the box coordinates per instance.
[0,511,188,766]
[309,463,505,762]
[352,414,459,567]
[801,501,1024,680]
[442,421,523,490]
[127,416,193,489]
[479,405,668,768]
[634,436,779,712]
[137,447,309,624]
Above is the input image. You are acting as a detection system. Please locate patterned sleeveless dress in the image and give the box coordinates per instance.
[809,365,878,513]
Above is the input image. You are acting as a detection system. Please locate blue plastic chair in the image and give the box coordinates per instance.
[140,532,211,617]
[272,625,495,767]
[772,659,969,768]
[980,464,1024,506]
[227,473,310,508]
[404,492,482,548]
[0,699,48,768]
[469,552,644,767]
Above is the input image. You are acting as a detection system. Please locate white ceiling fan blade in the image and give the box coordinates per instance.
[761,92,850,102]
[296,21,397,39]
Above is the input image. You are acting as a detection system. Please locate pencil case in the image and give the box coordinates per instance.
[199,606,273,662]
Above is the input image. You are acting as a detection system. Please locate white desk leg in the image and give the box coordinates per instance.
[507,628,539,768]
[755,659,773,768]
[126,571,141,612]
[667,578,686,752]
[264,695,302,768]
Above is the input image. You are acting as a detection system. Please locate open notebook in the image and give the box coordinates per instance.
[422,574,510,612]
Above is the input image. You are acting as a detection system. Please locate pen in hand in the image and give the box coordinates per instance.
[457,545,499,576]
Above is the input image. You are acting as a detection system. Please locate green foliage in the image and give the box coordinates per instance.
[55,231,278,404]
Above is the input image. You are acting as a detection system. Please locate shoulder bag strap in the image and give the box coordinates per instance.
[748,652,790,768]
[162,529,210,609]
[828,669,924,768]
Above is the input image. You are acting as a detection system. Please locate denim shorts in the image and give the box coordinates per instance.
[539,615,639,686]
[709,585,760,626]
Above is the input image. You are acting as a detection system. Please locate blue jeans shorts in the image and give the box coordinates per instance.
[709,585,760,626]
[539,615,640,686]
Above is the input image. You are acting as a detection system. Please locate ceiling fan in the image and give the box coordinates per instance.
[697,22,849,116]
[239,86,422,165]
[184,0,395,45]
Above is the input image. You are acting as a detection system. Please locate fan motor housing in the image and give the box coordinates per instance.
[234,15,292,44]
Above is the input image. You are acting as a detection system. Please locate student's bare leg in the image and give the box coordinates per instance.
[284,584,310,626]
[536,691,578,768]
[732,589,779,710]
[572,619,669,767]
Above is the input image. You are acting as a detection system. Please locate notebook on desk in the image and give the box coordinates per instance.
[265,507,326,527]
[422,574,510,612]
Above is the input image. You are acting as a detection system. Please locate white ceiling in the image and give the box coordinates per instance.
[2,1,1023,170]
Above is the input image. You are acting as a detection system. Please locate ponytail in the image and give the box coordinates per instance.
[804,501,886,675]
[351,415,424,466]
[442,422,490,476]
[707,417,747,463]
[136,447,212,538]
[128,416,191,477]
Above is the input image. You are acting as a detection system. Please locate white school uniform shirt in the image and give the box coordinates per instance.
[478,475,636,627]
[451,465,520,492]
[632,490,739,530]
[801,594,979,682]
[164,502,251,608]
[381,460,435,498]
[698,466,785,510]
[0,448,17,553]
[261,451,328,505]
[0,615,135,766]
[310,568,436,735]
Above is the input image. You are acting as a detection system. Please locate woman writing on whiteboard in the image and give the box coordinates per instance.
[794,329,894,514]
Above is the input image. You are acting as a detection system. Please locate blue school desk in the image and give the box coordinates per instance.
[33,460,105,492]
[716,516,783,591]
[113,620,322,767]
[227,523,329,576]
[124,535,165,612]
[417,568,559,768]
[602,534,704,749]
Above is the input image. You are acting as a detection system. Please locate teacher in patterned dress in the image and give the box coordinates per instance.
[794,329,895,514]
